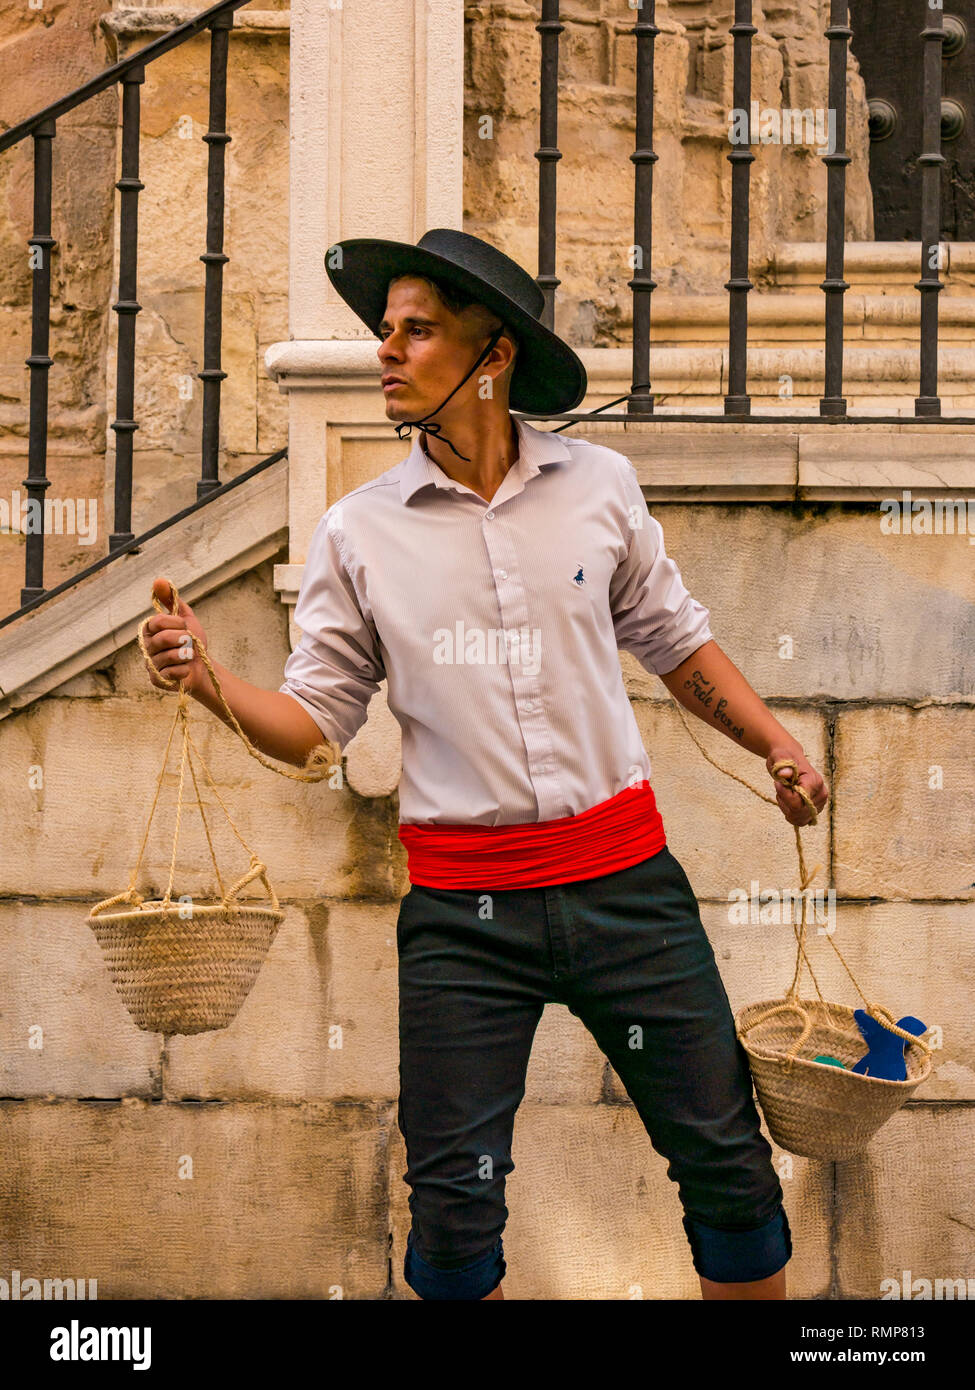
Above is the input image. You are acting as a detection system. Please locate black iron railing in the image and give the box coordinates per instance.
[0,0,966,631]
[0,0,270,618]
[519,0,961,429]
[0,451,286,634]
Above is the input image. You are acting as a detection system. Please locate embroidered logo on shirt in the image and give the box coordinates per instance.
[572,565,585,585]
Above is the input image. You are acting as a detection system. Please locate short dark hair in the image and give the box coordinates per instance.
[388,273,519,359]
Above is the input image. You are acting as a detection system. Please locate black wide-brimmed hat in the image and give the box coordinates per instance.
[324,228,588,415]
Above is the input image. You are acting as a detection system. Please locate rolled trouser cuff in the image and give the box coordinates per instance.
[682,1204,792,1283]
[404,1229,506,1300]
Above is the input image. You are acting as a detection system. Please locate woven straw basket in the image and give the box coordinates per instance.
[87,859,284,1037]
[735,996,934,1161]
[87,580,340,1038]
[672,698,937,1164]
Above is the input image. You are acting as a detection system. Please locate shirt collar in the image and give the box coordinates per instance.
[398,414,572,505]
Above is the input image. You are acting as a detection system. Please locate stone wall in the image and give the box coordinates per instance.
[0,0,290,616]
[2,0,877,615]
[1,509,971,1297]
[0,0,971,1302]
[0,0,119,613]
[464,0,872,341]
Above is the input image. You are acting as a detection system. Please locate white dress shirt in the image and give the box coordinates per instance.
[279,414,714,826]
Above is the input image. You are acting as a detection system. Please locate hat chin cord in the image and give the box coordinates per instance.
[393,324,506,463]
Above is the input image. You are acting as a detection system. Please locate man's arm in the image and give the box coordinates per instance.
[144,507,383,769]
[607,458,827,826]
[657,638,828,826]
[195,659,328,767]
[143,578,337,767]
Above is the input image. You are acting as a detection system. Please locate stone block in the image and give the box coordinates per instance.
[622,504,975,701]
[629,701,829,897]
[0,682,379,901]
[0,901,160,1098]
[0,1098,389,1298]
[164,900,400,1102]
[524,1002,607,1105]
[835,1107,975,1299]
[834,707,975,900]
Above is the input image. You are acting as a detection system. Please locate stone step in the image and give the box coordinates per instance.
[0,455,288,720]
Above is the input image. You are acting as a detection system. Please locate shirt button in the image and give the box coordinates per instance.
[485,510,494,520]
[497,569,508,580]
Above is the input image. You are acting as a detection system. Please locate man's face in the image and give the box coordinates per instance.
[377,277,495,424]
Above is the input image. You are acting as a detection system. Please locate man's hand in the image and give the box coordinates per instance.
[143,577,210,696]
[766,745,828,826]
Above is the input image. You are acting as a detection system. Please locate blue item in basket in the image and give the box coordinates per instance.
[851,1012,927,1081]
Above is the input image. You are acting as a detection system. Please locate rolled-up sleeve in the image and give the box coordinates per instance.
[610,458,714,676]
[278,508,386,750]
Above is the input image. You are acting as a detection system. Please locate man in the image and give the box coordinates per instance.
[144,228,828,1302]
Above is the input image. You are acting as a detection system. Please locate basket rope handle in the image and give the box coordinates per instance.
[137,581,342,783]
[737,1000,814,1065]
[117,580,301,914]
[671,699,933,1062]
[222,856,280,912]
[88,887,144,918]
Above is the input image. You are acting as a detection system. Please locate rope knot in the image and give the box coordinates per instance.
[770,757,798,786]
[303,741,341,776]
[770,757,818,825]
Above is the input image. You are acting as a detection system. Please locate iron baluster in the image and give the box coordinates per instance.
[110,64,146,551]
[198,11,233,498]
[628,0,659,418]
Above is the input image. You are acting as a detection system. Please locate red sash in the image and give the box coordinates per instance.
[397,780,666,889]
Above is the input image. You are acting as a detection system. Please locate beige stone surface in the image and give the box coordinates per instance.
[0,689,371,900]
[835,1107,975,1299]
[0,900,161,1098]
[0,1097,389,1298]
[388,1101,832,1299]
[629,701,829,895]
[525,1002,608,1106]
[800,430,975,498]
[164,900,400,1102]
[344,684,402,799]
[833,707,975,901]
[618,504,975,700]
[0,559,401,901]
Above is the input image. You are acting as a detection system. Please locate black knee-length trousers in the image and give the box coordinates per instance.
[396,845,792,1299]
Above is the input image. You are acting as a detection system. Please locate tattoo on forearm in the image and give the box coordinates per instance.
[683,668,745,740]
